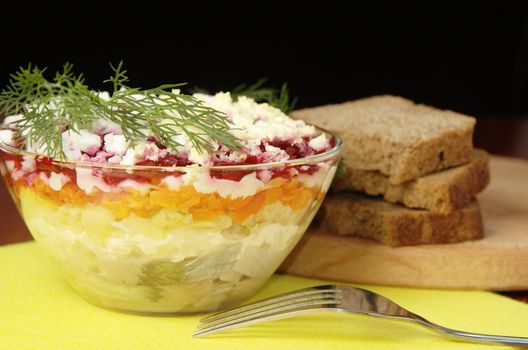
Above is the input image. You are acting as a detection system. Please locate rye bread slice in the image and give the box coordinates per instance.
[291,95,476,184]
[317,193,483,246]
[332,149,490,214]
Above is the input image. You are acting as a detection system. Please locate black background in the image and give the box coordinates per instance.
[2,1,528,117]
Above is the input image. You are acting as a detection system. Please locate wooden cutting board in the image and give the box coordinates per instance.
[279,155,528,291]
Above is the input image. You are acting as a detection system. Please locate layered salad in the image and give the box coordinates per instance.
[0,64,340,313]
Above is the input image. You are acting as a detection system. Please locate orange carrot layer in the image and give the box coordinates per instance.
[20,176,318,223]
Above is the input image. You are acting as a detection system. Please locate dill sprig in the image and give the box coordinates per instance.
[0,62,242,160]
[231,78,297,114]
[192,79,297,114]
[0,63,96,158]
[230,78,297,114]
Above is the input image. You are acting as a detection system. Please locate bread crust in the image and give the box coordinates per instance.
[291,95,476,184]
[332,149,490,213]
[317,193,484,246]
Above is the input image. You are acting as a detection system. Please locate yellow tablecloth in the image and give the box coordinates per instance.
[1,242,527,349]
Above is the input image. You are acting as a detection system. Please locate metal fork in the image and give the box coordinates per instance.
[194,285,528,346]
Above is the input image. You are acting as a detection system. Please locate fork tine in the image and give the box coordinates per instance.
[193,299,340,337]
[200,285,337,323]
[196,292,340,330]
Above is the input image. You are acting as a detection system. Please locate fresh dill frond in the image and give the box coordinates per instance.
[0,63,99,159]
[190,79,297,114]
[231,78,297,114]
[0,62,242,160]
[102,61,242,153]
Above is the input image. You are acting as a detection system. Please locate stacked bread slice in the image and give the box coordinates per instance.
[291,95,490,246]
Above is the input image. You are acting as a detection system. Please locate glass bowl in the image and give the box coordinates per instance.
[0,131,342,314]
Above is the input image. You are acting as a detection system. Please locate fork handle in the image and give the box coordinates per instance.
[413,315,528,347]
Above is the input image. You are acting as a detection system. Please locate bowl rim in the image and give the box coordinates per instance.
[0,126,343,172]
